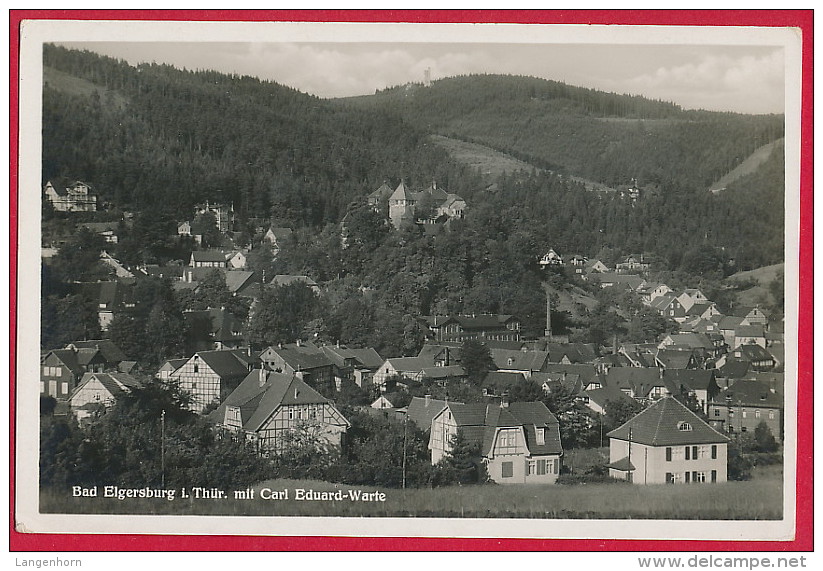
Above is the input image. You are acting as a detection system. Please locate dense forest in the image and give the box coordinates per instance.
[42,44,480,229]
[41,45,786,358]
[343,74,784,191]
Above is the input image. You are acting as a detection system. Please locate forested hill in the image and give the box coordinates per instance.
[340,74,784,192]
[42,44,479,228]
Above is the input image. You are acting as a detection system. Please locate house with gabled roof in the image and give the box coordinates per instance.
[733,324,766,349]
[405,395,457,432]
[482,371,527,397]
[184,308,246,352]
[40,349,85,400]
[190,250,229,269]
[606,367,666,401]
[708,378,783,442]
[607,397,729,484]
[582,385,636,416]
[429,401,563,484]
[730,306,770,327]
[418,314,521,343]
[263,226,293,253]
[210,369,349,455]
[169,349,256,412]
[662,369,720,414]
[655,348,699,370]
[320,344,384,388]
[259,342,335,394]
[156,358,187,380]
[43,179,98,212]
[490,348,549,378]
[716,344,776,372]
[650,293,688,322]
[68,372,141,423]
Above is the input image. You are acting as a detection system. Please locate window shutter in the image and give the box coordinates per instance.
[666,447,672,461]
[711,445,717,459]
[685,446,690,460]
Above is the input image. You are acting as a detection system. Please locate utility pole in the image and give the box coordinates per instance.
[401,416,408,489]
[161,409,166,488]
[627,426,633,483]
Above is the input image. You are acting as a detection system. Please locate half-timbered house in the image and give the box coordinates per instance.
[211,369,350,455]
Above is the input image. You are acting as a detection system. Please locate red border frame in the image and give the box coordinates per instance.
[9,9,813,552]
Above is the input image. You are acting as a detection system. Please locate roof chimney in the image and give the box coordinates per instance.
[296,339,301,347]
[258,368,266,387]
[425,394,431,407]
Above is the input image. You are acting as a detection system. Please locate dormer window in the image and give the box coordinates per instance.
[536,427,545,445]
[677,421,692,431]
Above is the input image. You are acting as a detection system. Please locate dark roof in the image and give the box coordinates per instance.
[655,349,696,369]
[713,379,783,409]
[607,397,729,446]
[192,250,229,263]
[43,348,83,376]
[267,345,334,371]
[545,342,599,364]
[405,396,455,432]
[606,367,662,395]
[583,385,635,409]
[482,371,527,392]
[184,308,245,342]
[210,370,344,432]
[196,350,252,379]
[541,363,599,384]
[663,334,714,350]
[320,345,384,369]
[72,372,140,400]
[70,339,128,363]
[718,359,750,378]
[444,402,562,456]
[607,456,636,472]
[490,348,548,372]
[730,344,775,362]
[662,369,717,392]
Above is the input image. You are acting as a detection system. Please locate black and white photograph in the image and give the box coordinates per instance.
[14,15,805,543]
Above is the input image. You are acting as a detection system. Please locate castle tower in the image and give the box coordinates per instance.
[389,180,415,229]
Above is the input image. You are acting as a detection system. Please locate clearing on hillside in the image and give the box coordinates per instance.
[709,138,784,193]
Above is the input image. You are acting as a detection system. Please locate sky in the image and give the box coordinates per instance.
[60,41,786,115]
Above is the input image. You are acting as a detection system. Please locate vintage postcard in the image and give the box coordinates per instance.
[12,12,810,548]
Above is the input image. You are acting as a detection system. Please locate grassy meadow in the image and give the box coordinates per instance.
[40,464,782,520]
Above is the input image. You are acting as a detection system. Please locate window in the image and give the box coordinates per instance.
[666,447,672,462]
[61,382,68,395]
[685,446,690,460]
[40,382,45,393]
[43,366,49,376]
[711,445,717,459]
[678,421,692,431]
[692,446,699,459]
[694,471,706,483]
[666,472,675,484]
[714,409,721,417]
[742,410,747,418]
[498,430,517,449]
[537,459,548,475]
[536,428,545,445]
[755,410,761,419]
[527,460,536,475]
[769,411,775,420]
[501,462,513,478]
[193,365,199,373]
[711,470,717,483]
[685,471,691,483]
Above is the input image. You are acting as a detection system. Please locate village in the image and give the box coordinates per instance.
[39,176,785,491]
